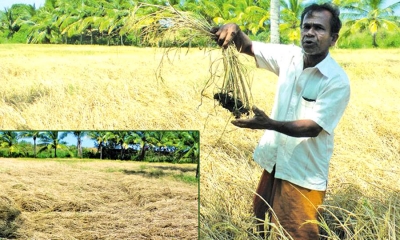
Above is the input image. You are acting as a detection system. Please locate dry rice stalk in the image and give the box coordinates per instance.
[212,45,252,118]
[124,3,214,49]
[126,3,253,118]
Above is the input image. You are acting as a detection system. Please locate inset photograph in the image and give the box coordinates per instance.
[0,130,199,239]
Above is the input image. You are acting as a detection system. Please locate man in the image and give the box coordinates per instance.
[213,3,350,239]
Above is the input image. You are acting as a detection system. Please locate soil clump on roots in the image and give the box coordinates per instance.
[214,92,250,119]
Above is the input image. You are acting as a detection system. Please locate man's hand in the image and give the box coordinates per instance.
[232,106,323,138]
[231,106,271,129]
[211,24,254,56]
[212,24,240,48]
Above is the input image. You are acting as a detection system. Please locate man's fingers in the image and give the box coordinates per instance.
[216,29,237,47]
[231,119,245,128]
[212,24,242,48]
[210,26,219,34]
[217,30,229,46]
[252,105,263,116]
[210,27,220,42]
[222,39,231,48]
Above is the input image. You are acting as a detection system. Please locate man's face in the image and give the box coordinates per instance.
[301,10,338,57]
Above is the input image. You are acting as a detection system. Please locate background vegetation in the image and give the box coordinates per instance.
[0,130,199,177]
[0,0,400,48]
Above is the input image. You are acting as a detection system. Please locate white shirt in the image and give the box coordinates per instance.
[252,42,350,191]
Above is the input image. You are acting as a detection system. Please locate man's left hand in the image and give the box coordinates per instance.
[231,106,271,129]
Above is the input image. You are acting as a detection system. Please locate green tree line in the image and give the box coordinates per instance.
[0,130,199,164]
[0,0,399,47]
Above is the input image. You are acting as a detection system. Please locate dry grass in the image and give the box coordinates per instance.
[0,44,215,129]
[0,158,198,239]
[1,44,400,239]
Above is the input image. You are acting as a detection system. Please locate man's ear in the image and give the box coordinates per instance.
[330,33,339,46]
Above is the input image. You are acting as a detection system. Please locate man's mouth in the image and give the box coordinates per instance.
[303,40,315,45]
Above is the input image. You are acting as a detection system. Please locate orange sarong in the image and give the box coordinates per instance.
[253,168,325,240]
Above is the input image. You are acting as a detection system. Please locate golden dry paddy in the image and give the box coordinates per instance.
[1,44,400,238]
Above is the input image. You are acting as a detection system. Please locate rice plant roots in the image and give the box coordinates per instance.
[214,92,250,119]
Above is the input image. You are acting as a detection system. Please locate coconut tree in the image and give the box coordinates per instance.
[125,131,149,161]
[176,131,200,178]
[20,131,43,158]
[0,10,5,29]
[57,0,102,44]
[70,131,86,158]
[228,0,270,36]
[27,1,61,43]
[194,0,269,35]
[176,131,199,163]
[14,3,36,22]
[103,131,131,159]
[0,4,37,37]
[96,0,135,45]
[0,131,21,156]
[146,131,179,148]
[340,0,400,47]
[203,0,242,25]
[270,0,280,43]
[0,7,20,38]
[58,0,134,45]
[88,131,109,159]
[55,0,84,44]
[280,0,304,44]
[38,131,68,158]
[123,131,160,161]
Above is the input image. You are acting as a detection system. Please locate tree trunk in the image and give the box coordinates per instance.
[372,32,378,47]
[270,0,280,44]
[196,162,199,178]
[138,147,146,161]
[120,143,124,160]
[77,138,82,158]
[99,145,103,159]
[138,144,147,161]
[33,137,37,158]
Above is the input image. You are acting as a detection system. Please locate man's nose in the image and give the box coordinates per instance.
[305,27,316,36]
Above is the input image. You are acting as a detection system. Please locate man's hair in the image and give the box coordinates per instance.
[300,3,342,34]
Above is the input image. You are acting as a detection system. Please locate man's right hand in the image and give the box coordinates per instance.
[211,23,254,56]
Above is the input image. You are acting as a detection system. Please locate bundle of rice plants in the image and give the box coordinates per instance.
[210,45,252,118]
[123,3,253,118]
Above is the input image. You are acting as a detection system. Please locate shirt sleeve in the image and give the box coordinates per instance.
[253,42,300,75]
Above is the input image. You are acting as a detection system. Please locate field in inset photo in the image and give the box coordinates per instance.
[0,158,198,239]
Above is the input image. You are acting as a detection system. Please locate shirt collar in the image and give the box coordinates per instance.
[314,53,332,78]
[300,50,333,78]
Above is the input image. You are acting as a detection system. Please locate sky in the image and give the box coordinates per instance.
[62,133,95,148]
[0,0,45,10]
[20,132,95,148]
